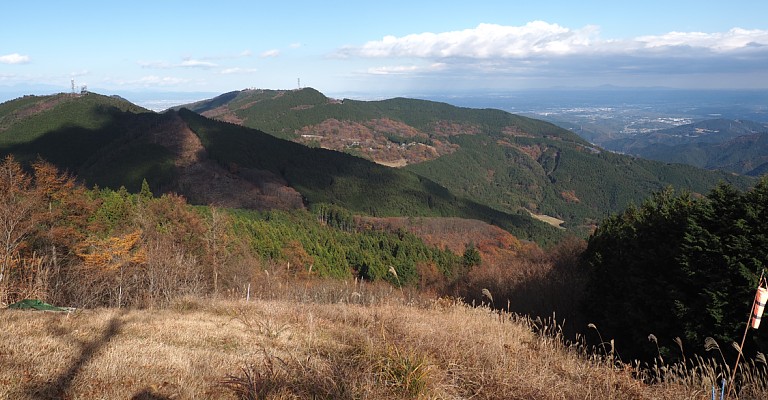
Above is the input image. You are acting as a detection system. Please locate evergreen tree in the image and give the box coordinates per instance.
[463,243,481,268]
[581,179,768,361]
[139,178,153,201]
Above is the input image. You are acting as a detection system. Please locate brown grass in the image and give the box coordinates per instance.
[0,284,706,400]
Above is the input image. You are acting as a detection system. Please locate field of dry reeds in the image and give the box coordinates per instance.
[1,280,706,400]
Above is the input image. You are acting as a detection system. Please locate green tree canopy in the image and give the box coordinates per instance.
[581,178,768,362]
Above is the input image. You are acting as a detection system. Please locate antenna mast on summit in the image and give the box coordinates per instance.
[71,78,75,94]
[298,78,301,89]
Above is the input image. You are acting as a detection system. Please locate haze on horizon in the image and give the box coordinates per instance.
[1,1,768,102]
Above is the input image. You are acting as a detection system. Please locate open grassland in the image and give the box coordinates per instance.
[1,284,700,400]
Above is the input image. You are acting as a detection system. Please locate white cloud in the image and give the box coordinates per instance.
[354,22,598,59]
[179,59,218,68]
[139,58,218,69]
[347,22,768,60]
[113,75,190,87]
[368,63,446,75]
[339,22,768,87]
[637,28,768,52]
[0,53,31,64]
[260,49,281,58]
[289,43,302,49]
[220,67,259,74]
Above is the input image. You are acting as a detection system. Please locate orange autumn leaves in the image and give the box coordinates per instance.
[75,230,147,271]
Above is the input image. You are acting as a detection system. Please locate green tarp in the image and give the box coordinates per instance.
[7,299,68,311]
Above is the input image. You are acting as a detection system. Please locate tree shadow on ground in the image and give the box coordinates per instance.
[130,387,173,400]
[22,310,126,399]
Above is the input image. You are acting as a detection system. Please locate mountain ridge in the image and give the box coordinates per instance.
[0,89,757,242]
[0,91,563,243]
[175,88,754,235]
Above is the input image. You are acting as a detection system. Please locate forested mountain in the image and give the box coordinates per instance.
[0,92,560,243]
[0,89,757,242]
[602,119,768,176]
[177,88,754,234]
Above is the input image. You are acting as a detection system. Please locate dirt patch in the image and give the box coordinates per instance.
[431,121,482,137]
[527,210,565,229]
[376,159,408,168]
[357,216,525,255]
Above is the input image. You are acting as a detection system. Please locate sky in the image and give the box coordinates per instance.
[2,1,768,101]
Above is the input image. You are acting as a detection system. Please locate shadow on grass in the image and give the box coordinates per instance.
[130,388,173,400]
[23,310,127,399]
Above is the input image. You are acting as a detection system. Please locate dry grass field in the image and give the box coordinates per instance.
[0,281,705,400]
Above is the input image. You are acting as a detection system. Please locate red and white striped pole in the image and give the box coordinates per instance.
[750,286,768,329]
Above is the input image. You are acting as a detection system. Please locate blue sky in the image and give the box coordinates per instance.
[2,1,768,99]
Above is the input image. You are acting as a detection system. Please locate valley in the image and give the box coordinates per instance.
[438,89,766,145]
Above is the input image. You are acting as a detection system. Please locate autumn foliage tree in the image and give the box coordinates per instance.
[0,156,97,304]
[0,155,246,307]
[0,156,44,303]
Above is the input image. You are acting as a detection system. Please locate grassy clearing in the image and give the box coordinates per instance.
[0,283,700,400]
[527,210,565,229]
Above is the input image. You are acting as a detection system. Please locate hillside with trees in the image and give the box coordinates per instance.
[178,88,755,235]
[0,93,561,243]
[2,153,766,397]
[0,154,575,316]
[0,155,464,307]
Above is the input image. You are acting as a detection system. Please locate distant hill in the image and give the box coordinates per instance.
[177,88,755,234]
[602,119,768,176]
[0,92,562,243]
